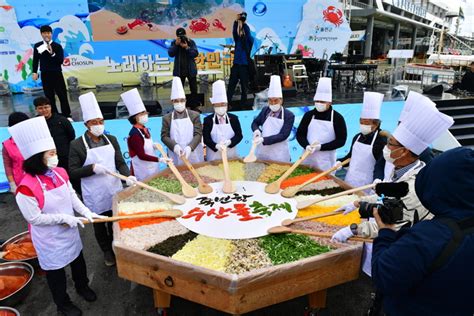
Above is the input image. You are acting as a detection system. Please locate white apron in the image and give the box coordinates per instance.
[131,127,158,181]
[256,110,291,162]
[81,134,123,214]
[168,110,204,165]
[305,110,337,170]
[384,161,395,181]
[362,218,376,276]
[31,171,82,270]
[207,114,237,162]
[345,131,379,188]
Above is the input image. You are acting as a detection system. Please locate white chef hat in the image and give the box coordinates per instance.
[121,88,146,117]
[209,80,227,104]
[268,75,283,98]
[8,116,56,159]
[399,91,424,123]
[393,96,454,155]
[170,77,186,100]
[361,92,384,119]
[314,77,332,102]
[79,92,103,123]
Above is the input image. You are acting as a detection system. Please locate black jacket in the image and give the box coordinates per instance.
[168,39,198,77]
[296,108,347,151]
[44,113,75,158]
[32,41,64,73]
[203,113,243,152]
[68,133,130,180]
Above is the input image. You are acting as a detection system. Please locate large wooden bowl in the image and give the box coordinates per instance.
[112,160,364,315]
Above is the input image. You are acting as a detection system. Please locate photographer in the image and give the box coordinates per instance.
[168,28,199,109]
[372,147,474,315]
[227,12,254,109]
[331,95,453,272]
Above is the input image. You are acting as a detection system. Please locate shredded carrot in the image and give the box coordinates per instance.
[118,210,172,230]
[280,173,330,189]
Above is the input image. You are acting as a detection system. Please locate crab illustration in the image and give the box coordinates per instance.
[212,18,226,31]
[322,6,344,27]
[189,18,210,33]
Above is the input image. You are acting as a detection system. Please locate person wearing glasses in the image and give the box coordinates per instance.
[251,75,294,162]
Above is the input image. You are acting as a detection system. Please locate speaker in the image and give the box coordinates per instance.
[186,93,204,109]
[255,63,279,89]
[423,84,444,96]
[143,100,162,116]
[98,102,119,120]
[391,85,409,99]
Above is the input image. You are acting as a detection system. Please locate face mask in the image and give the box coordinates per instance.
[215,106,227,116]
[360,124,373,135]
[174,102,186,113]
[383,146,404,164]
[46,155,59,169]
[90,124,104,137]
[315,102,327,112]
[138,114,148,125]
[269,104,281,112]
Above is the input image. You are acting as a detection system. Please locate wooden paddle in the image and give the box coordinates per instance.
[181,155,213,194]
[243,140,258,163]
[281,209,345,226]
[281,158,351,198]
[221,146,236,193]
[267,226,373,243]
[296,183,375,209]
[154,143,197,198]
[264,141,319,194]
[80,210,183,224]
[106,171,186,205]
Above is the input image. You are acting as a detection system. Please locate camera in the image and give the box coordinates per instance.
[358,182,409,224]
[179,35,188,44]
[238,12,247,22]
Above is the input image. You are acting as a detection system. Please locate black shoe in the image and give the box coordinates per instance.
[104,250,116,267]
[57,302,82,316]
[76,286,97,302]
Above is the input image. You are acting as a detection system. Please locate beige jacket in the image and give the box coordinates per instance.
[161,109,202,151]
[357,160,433,238]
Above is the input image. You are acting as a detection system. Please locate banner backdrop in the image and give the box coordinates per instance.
[0,0,352,92]
[0,102,405,192]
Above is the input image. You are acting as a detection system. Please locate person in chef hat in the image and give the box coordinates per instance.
[338,91,387,188]
[332,95,454,280]
[11,116,98,315]
[122,88,169,181]
[296,77,347,170]
[382,91,435,180]
[251,75,295,162]
[203,80,243,161]
[69,91,136,267]
[161,77,203,165]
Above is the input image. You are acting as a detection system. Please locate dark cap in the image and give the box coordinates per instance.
[40,25,52,33]
[176,27,186,36]
[8,112,29,127]
[240,12,247,18]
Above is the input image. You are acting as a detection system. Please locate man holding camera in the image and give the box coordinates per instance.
[331,95,454,274]
[227,12,254,109]
[168,28,199,109]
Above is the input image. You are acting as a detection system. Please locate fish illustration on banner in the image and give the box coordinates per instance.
[290,0,351,59]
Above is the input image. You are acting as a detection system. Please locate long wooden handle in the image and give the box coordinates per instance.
[275,147,313,185]
[181,155,205,186]
[79,210,183,224]
[300,158,351,189]
[154,144,196,196]
[290,210,344,224]
[297,183,375,209]
[290,229,373,243]
[106,171,186,205]
[221,146,235,193]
